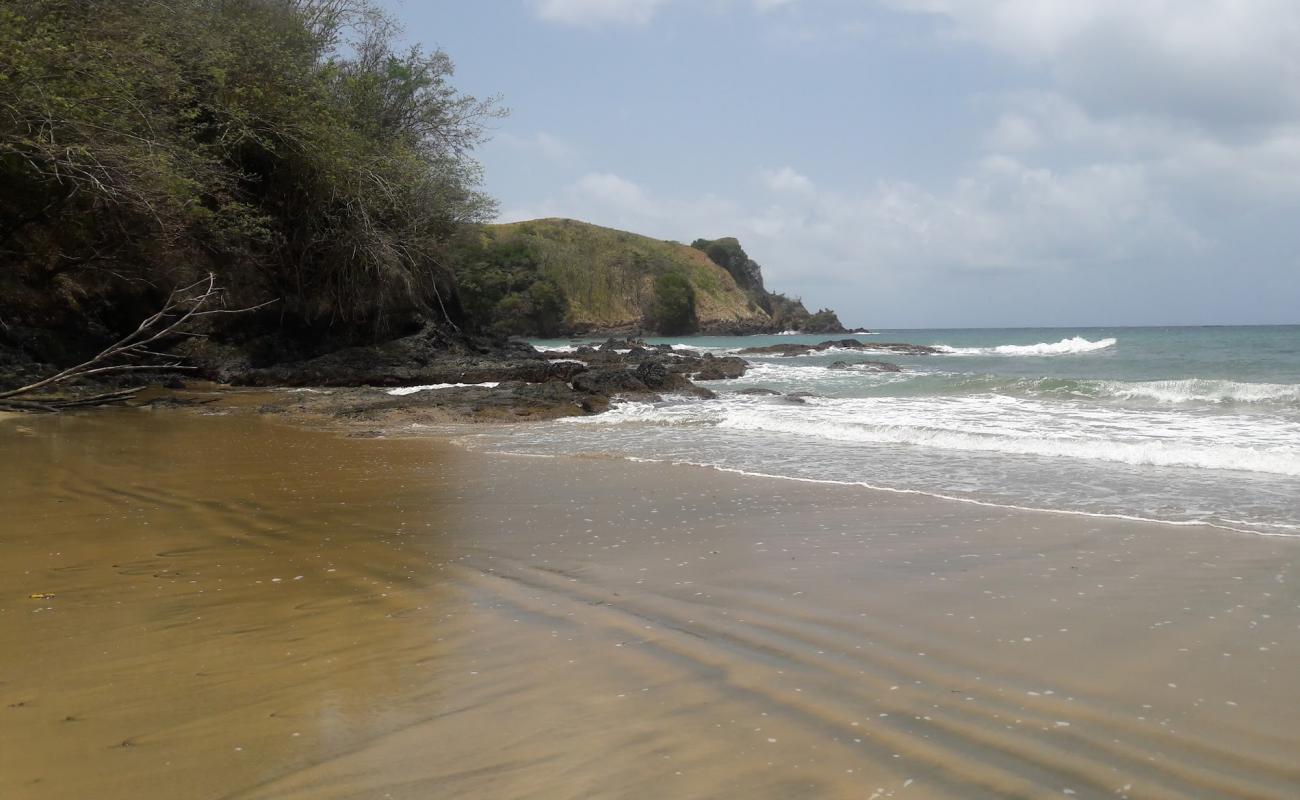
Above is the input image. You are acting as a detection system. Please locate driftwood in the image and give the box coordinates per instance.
[0,274,269,412]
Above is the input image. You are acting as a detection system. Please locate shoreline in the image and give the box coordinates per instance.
[4,408,1300,799]
[437,419,1300,541]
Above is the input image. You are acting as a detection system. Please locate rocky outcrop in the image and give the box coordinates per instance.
[691,355,748,381]
[828,360,903,372]
[259,380,610,425]
[736,343,816,356]
[212,327,748,424]
[739,339,942,357]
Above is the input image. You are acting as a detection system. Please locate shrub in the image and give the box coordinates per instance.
[651,270,697,335]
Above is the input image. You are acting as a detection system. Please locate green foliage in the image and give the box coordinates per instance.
[0,0,500,344]
[471,219,760,332]
[691,236,767,307]
[651,270,697,335]
[804,307,845,333]
[691,237,746,273]
[452,238,569,336]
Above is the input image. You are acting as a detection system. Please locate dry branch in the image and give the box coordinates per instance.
[0,273,272,410]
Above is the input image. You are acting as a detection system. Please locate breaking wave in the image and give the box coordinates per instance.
[936,336,1117,356]
[1092,379,1300,405]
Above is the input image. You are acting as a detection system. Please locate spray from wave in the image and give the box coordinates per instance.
[937,336,1117,356]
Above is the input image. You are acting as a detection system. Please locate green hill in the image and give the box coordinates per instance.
[452,218,847,336]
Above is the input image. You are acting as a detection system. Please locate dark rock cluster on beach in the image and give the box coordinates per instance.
[3,330,910,424]
[227,333,759,423]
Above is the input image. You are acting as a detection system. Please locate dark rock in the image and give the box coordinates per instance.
[597,337,645,352]
[736,387,780,396]
[860,360,902,372]
[633,360,692,392]
[226,326,589,388]
[816,339,942,356]
[741,339,939,357]
[738,343,815,356]
[318,380,606,424]
[691,356,748,380]
[827,360,902,372]
[572,368,650,396]
[782,391,820,404]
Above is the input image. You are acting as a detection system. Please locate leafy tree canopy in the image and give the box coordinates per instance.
[0,0,502,345]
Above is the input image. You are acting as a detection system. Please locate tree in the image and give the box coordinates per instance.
[0,0,502,360]
[650,270,697,335]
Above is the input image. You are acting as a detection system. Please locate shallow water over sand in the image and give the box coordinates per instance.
[2,411,1298,799]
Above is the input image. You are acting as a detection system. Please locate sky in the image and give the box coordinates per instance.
[379,1,1300,328]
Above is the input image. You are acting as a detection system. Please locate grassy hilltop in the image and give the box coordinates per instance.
[453,218,847,337]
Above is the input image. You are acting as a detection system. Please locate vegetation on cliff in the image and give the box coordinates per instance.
[452,219,848,336]
[690,237,846,334]
[1,0,499,367]
[451,219,766,335]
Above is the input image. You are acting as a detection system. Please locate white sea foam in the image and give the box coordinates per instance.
[716,410,1300,476]
[1095,379,1300,405]
[464,432,1300,539]
[937,336,1117,356]
[579,394,1300,476]
[387,382,500,395]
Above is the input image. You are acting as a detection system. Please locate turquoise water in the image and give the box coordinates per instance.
[476,326,1300,536]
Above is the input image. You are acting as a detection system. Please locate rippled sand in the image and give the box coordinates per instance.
[2,410,1298,799]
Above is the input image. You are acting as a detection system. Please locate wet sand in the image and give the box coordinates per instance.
[2,410,1298,799]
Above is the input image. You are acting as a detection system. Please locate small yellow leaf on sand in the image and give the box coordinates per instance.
[29,593,55,600]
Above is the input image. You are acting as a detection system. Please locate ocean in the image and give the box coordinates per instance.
[468,326,1300,537]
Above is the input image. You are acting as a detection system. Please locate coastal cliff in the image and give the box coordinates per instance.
[451,219,851,337]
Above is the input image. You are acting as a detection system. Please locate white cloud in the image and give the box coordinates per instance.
[498,131,580,165]
[753,0,799,11]
[889,0,1300,128]
[759,166,815,195]
[533,0,670,27]
[501,161,1203,287]
[571,171,652,210]
[534,0,802,27]
[979,91,1300,199]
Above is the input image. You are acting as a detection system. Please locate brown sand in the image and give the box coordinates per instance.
[1,410,1297,799]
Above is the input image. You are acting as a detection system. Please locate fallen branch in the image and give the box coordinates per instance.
[0,387,143,413]
[0,273,274,409]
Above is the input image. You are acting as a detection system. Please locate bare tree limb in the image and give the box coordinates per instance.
[0,273,275,407]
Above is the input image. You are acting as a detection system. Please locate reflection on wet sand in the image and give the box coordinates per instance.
[2,411,1298,799]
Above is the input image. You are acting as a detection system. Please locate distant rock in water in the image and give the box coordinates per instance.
[739,339,941,357]
[828,360,902,372]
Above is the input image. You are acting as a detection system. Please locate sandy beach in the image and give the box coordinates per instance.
[2,410,1298,799]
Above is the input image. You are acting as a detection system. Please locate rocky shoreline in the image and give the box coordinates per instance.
[3,332,927,425]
